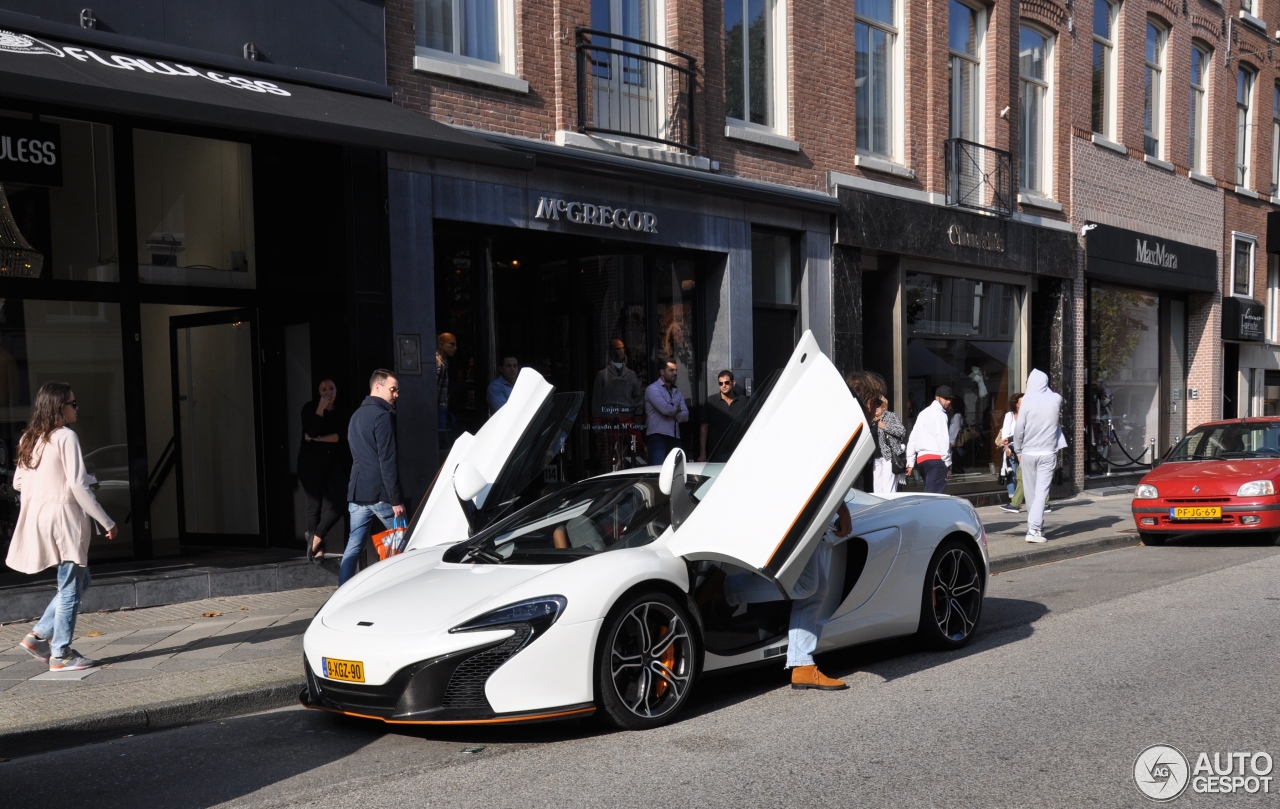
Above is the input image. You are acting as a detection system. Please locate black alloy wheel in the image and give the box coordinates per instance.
[917,539,984,650]
[596,591,696,730]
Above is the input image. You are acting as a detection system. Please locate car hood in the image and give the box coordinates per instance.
[320,550,559,636]
[1144,460,1279,493]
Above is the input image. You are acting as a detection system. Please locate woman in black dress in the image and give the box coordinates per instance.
[299,379,347,561]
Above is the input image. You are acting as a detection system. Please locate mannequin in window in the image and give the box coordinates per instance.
[593,339,643,417]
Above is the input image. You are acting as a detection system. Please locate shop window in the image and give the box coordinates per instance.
[751,229,800,381]
[1143,19,1166,159]
[133,130,255,289]
[1237,65,1256,188]
[1232,233,1255,297]
[725,0,787,132]
[1092,0,1117,139]
[1018,24,1054,197]
[1087,284,1160,475]
[903,271,1022,486]
[0,297,132,560]
[855,0,900,159]
[1189,44,1210,174]
[948,0,984,144]
[0,113,117,283]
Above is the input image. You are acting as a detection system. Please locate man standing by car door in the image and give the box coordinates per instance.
[1012,369,1064,544]
[341,369,404,585]
[905,385,954,493]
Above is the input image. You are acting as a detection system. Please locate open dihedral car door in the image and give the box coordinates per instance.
[666,332,873,594]
[406,368,575,549]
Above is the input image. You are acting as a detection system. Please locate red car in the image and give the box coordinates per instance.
[1132,417,1280,546]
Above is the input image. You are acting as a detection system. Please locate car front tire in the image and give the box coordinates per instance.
[596,591,696,730]
[1139,532,1167,546]
[917,539,984,651]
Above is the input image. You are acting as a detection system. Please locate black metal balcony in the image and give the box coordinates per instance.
[575,28,698,154]
[945,138,1015,217]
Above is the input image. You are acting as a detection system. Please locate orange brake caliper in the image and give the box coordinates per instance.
[653,625,675,699]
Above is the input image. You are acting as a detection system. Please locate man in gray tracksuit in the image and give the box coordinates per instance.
[1012,369,1064,543]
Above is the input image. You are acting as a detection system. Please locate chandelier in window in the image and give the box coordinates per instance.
[0,181,44,279]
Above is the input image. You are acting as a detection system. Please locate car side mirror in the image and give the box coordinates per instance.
[453,461,488,503]
[658,448,694,530]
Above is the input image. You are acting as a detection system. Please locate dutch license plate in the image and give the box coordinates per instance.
[1171,506,1221,520]
[322,657,365,683]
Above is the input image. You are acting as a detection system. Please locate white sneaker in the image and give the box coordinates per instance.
[1024,532,1047,544]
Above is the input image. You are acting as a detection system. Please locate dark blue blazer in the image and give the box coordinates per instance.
[347,396,401,505]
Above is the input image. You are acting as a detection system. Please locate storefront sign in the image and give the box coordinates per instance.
[0,29,291,96]
[947,223,1005,253]
[534,197,657,233]
[1084,222,1216,293]
[1223,296,1266,342]
[0,119,61,186]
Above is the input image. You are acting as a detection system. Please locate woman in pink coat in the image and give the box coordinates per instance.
[6,382,117,672]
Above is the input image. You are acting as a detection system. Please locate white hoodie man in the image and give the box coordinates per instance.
[1011,369,1065,543]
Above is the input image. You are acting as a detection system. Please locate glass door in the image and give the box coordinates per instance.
[169,308,264,544]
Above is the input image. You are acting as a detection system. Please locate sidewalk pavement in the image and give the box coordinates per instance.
[0,489,1136,759]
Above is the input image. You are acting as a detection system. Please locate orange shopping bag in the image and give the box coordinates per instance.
[372,517,408,561]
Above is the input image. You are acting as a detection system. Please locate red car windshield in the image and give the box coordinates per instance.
[1167,422,1280,461]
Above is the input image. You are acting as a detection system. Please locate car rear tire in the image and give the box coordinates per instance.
[917,539,984,651]
[596,591,697,730]
[1139,532,1167,546]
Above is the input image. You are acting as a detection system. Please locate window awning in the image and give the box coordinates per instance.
[0,28,534,170]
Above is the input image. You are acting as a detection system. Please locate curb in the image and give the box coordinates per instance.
[0,678,304,760]
[990,533,1140,575]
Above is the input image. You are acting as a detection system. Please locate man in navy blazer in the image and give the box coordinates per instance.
[341,369,404,585]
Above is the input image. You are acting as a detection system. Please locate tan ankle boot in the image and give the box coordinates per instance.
[790,664,848,691]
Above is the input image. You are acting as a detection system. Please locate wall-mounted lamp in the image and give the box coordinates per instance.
[243,42,260,61]
[1080,223,1098,237]
[79,8,97,29]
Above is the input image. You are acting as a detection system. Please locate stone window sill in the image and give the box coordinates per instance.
[1017,193,1063,212]
[413,51,529,94]
[1235,185,1260,200]
[1144,154,1174,172]
[555,130,711,171]
[724,123,801,152]
[1189,171,1216,187]
[854,153,914,179]
[1091,133,1127,155]
[1239,9,1266,31]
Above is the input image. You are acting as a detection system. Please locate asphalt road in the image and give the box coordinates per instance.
[3,542,1279,808]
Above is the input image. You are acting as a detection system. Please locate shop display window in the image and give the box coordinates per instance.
[1,112,118,283]
[903,271,1022,485]
[133,130,256,289]
[1086,284,1160,475]
[0,297,132,561]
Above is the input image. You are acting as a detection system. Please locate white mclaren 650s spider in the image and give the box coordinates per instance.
[301,332,989,730]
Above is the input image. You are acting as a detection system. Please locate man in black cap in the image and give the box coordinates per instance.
[905,385,955,494]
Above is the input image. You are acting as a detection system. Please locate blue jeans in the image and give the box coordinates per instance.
[33,562,91,659]
[341,502,395,585]
[723,538,834,668]
[1006,458,1019,498]
[647,433,679,466]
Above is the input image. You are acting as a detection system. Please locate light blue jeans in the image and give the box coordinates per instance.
[33,562,91,659]
[341,502,396,585]
[724,539,833,668]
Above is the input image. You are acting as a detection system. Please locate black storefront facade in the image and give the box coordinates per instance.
[833,184,1077,497]
[386,144,840,489]
[0,16,526,563]
[1082,223,1217,482]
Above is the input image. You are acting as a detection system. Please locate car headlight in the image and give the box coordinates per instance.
[1236,480,1276,497]
[450,596,568,640]
[1134,484,1159,499]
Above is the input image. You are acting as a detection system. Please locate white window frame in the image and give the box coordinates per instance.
[1144,19,1167,159]
[1190,43,1210,175]
[855,0,904,163]
[1268,254,1280,342]
[413,0,525,93]
[1272,84,1280,196]
[1018,23,1055,198]
[1238,66,1256,188]
[724,0,789,136]
[1232,232,1257,298]
[948,0,986,144]
[1092,0,1118,139]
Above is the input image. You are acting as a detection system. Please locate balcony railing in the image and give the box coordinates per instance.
[945,138,1015,217]
[576,28,698,154]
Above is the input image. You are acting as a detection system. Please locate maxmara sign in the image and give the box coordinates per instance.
[1135,238,1178,269]
[0,29,292,96]
[534,196,658,233]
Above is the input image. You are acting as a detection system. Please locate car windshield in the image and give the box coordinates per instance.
[443,474,705,565]
[1167,422,1280,461]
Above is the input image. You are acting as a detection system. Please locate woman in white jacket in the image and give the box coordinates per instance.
[6,382,117,672]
